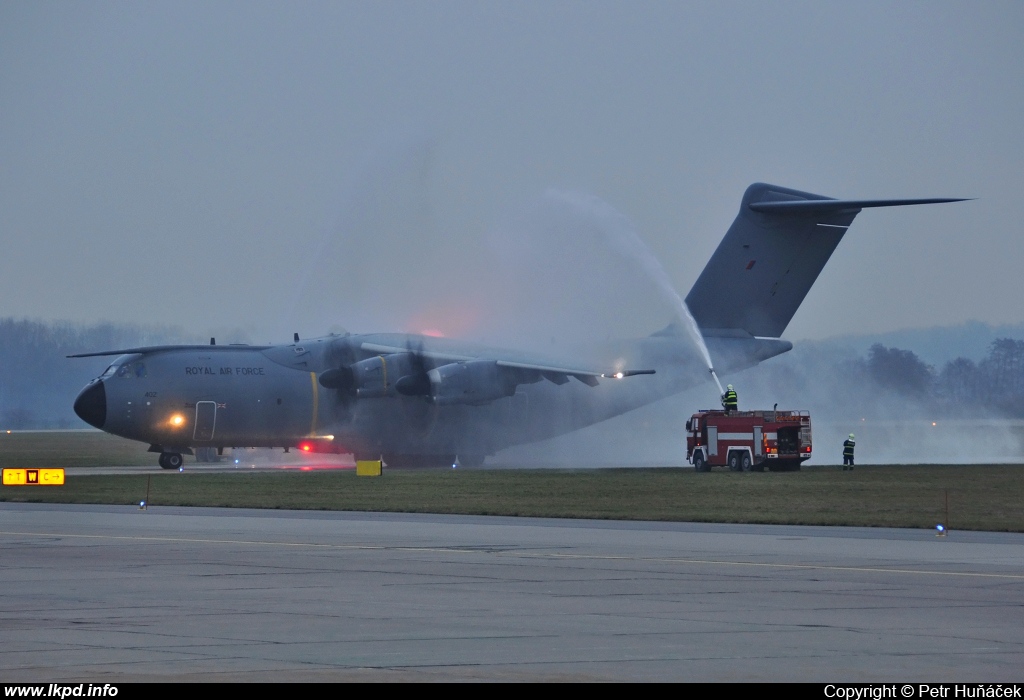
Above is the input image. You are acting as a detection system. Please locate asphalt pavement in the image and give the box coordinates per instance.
[1,502,1022,681]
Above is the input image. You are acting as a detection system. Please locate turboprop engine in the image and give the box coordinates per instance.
[319,354,515,406]
[318,352,417,398]
[422,360,517,406]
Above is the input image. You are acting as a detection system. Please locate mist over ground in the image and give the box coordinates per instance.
[494,334,1024,467]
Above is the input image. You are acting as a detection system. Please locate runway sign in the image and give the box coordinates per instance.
[2,468,65,486]
[356,460,382,477]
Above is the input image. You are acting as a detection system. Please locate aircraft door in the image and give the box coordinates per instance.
[707,426,718,456]
[194,401,217,441]
[754,426,763,457]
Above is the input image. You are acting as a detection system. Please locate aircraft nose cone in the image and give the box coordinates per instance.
[74,381,106,429]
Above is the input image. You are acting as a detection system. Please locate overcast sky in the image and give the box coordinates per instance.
[2,1,1021,345]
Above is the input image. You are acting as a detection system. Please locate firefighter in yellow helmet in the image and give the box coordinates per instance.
[843,433,856,471]
[721,384,738,413]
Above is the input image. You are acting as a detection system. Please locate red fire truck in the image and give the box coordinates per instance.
[686,409,812,472]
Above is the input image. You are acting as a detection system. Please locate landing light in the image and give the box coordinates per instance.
[169,414,185,427]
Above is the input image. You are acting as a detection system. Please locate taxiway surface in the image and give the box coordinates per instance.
[1,502,1022,681]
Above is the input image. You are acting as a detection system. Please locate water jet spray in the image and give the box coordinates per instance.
[709,367,724,396]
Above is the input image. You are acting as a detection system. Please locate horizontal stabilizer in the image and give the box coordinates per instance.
[749,197,968,214]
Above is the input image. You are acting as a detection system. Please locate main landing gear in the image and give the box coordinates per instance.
[158,452,183,470]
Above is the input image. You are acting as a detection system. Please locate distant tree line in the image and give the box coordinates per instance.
[0,318,199,429]
[863,339,1024,417]
[742,337,1024,421]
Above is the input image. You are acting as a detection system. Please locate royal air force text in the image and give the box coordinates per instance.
[184,367,266,376]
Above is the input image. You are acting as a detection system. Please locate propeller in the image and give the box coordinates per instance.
[395,338,433,398]
[318,339,359,423]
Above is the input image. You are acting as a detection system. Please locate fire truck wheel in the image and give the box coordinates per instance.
[728,452,741,471]
[741,453,752,471]
[692,452,707,472]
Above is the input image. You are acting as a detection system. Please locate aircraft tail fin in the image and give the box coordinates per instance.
[684,183,966,338]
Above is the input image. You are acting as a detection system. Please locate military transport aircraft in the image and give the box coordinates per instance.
[70,183,965,469]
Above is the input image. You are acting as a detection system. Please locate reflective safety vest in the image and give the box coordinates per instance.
[723,390,738,410]
[843,439,855,457]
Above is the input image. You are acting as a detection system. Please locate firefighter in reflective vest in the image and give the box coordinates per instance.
[843,433,856,470]
[722,385,738,413]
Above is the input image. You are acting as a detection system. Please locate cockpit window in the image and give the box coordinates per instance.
[113,362,147,378]
[102,354,145,380]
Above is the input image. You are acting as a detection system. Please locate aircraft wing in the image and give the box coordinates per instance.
[67,344,271,358]
[359,341,654,387]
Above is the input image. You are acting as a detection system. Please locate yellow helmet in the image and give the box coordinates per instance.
[727,384,734,390]
[849,433,855,439]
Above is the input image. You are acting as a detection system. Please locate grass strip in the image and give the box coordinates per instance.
[2,465,1022,532]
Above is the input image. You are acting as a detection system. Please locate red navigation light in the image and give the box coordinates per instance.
[299,442,313,452]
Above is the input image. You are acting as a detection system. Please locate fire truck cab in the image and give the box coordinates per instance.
[686,409,812,472]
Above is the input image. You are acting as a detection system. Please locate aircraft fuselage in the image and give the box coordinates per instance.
[72,331,788,465]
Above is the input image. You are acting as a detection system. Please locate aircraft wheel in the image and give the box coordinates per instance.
[692,452,708,472]
[159,453,183,470]
[198,447,220,463]
[741,453,752,472]
[728,452,741,471]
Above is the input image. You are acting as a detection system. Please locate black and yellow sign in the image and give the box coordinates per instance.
[2,468,65,486]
